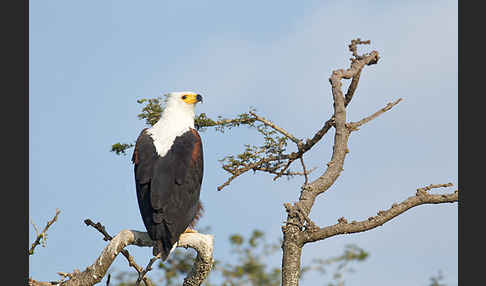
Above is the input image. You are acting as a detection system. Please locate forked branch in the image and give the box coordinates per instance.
[84,219,153,286]
[29,230,214,286]
[281,39,405,286]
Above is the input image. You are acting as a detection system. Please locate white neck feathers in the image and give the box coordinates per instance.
[147,101,195,157]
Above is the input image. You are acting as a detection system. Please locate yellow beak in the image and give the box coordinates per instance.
[183,93,203,104]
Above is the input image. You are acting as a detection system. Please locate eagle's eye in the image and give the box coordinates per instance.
[182,95,187,100]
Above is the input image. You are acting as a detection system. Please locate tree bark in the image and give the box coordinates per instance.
[281,224,303,286]
[29,230,214,286]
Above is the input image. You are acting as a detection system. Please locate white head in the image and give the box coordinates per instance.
[148,91,203,156]
[163,91,203,117]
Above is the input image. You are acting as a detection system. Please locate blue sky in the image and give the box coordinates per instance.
[29,1,457,285]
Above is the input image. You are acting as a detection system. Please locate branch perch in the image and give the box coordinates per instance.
[30,230,214,286]
[83,219,153,286]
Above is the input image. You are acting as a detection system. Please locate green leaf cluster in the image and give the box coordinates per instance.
[136,96,165,127]
[111,142,135,155]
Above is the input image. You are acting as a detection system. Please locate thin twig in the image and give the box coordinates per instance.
[416,183,453,193]
[135,254,161,286]
[272,158,297,181]
[29,209,61,255]
[83,219,113,241]
[223,110,304,183]
[200,117,256,129]
[217,154,291,191]
[300,156,309,185]
[252,166,316,177]
[347,98,403,130]
[249,111,302,145]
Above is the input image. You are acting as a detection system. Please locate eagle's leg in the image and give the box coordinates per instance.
[183,227,198,233]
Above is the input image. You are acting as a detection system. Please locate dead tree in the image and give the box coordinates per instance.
[30,39,457,286]
[204,38,457,286]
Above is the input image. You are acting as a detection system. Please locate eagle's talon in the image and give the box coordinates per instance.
[184,228,198,234]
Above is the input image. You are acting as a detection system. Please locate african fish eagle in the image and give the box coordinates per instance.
[132,91,204,260]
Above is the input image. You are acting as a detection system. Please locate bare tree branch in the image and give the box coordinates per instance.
[295,39,371,156]
[299,156,310,186]
[302,47,381,203]
[28,279,48,286]
[180,234,215,286]
[135,254,162,286]
[347,98,403,131]
[344,69,361,107]
[29,278,59,286]
[84,219,153,286]
[282,39,381,286]
[302,184,458,244]
[61,230,152,286]
[30,229,213,286]
[263,42,377,185]
[29,209,61,255]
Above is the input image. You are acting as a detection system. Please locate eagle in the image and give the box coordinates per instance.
[132,91,204,260]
